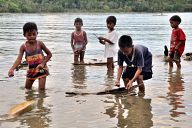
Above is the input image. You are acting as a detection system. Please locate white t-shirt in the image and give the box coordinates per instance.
[104,30,118,58]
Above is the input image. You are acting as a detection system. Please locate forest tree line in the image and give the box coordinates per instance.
[0,0,192,13]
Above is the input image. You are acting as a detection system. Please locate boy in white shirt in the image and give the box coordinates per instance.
[98,16,118,70]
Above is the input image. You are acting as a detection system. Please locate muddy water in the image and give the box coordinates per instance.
[0,13,192,128]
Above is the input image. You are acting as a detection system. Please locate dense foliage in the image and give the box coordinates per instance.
[0,0,192,13]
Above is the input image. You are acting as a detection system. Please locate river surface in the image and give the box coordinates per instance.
[0,13,192,128]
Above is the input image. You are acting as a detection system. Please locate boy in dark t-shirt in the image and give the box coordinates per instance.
[115,35,152,94]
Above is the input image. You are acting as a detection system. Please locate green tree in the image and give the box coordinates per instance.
[1,0,192,13]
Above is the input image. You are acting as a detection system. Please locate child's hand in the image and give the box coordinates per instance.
[167,56,171,61]
[36,64,46,73]
[74,49,77,53]
[99,40,104,44]
[79,48,84,53]
[115,80,120,87]
[36,63,44,70]
[8,69,14,77]
[98,37,105,40]
[126,81,133,90]
[98,37,105,44]
[74,50,79,55]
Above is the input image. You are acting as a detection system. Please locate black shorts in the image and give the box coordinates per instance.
[122,67,152,80]
[169,51,181,62]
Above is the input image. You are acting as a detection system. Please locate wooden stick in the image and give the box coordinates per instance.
[65,84,142,95]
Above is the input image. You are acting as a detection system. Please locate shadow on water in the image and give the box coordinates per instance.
[71,65,87,89]
[167,69,186,117]
[104,95,153,128]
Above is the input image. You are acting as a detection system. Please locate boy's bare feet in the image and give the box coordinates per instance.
[138,91,145,97]
[115,80,120,87]
[127,89,137,96]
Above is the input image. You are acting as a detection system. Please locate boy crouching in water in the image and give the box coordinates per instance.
[115,35,153,95]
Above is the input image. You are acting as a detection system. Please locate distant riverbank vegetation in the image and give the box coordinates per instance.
[0,0,192,13]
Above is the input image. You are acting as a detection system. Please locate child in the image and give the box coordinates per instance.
[71,18,88,64]
[167,15,186,69]
[8,22,52,90]
[115,35,153,94]
[98,16,118,70]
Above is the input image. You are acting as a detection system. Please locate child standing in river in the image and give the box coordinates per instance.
[8,22,52,90]
[167,15,186,69]
[71,18,88,64]
[98,16,118,70]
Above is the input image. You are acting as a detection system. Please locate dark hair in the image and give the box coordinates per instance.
[118,35,133,48]
[74,17,83,25]
[170,15,181,24]
[23,22,38,35]
[106,16,116,25]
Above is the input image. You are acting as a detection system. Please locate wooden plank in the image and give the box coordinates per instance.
[8,100,36,117]
[73,62,107,66]
[72,59,117,66]
[66,84,141,96]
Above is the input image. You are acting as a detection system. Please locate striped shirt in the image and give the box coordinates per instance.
[24,41,49,80]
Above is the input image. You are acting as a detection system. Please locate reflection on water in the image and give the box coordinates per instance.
[104,96,153,128]
[167,69,185,117]
[71,65,87,88]
[19,90,52,128]
[106,69,114,78]
[103,70,115,91]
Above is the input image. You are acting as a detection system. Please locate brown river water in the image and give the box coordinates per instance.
[0,13,192,128]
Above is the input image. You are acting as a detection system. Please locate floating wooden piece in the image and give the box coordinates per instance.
[8,100,36,117]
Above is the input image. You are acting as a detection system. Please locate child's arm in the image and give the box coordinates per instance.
[70,32,75,52]
[98,38,105,45]
[83,31,88,47]
[79,31,88,52]
[175,40,185,50]
[37,41,52,69]
[98,37,114,44]
[126,68,142,89]
[8,45,25,77]
[115,66,123,87]
[175,29,186,51]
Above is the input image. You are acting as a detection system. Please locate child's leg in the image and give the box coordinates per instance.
[38,77,46,90]
[107,57,114,70]
[80,51,85,63]
[168,60,173,68]
[168,52,174,68]
[25,79,35,90]
[136,75,145,93]
[175,61,181,69]
[123,78,129,88]
[74,54,79,64]
[112,58,114,69]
